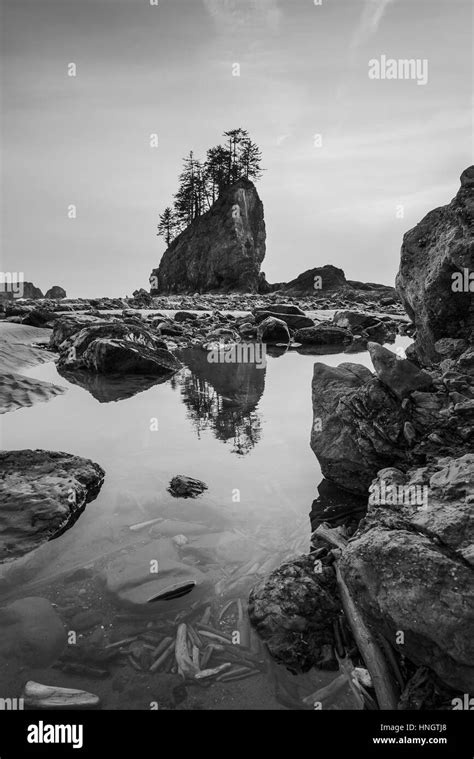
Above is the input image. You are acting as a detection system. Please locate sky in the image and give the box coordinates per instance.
[1,0,472,298]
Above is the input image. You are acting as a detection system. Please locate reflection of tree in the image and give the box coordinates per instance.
[176,348,266,455]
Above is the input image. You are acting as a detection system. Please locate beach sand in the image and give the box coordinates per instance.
[0,322,66,414]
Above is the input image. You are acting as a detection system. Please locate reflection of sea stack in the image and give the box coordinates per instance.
[150,179,266,295]
[177,347,266,455]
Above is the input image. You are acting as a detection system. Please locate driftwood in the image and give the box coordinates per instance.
[313,523,399,710]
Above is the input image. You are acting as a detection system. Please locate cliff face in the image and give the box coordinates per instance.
[396,166,474,364]
[150,178,266,294]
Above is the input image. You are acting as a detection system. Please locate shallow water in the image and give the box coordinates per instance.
[0,336,411,710]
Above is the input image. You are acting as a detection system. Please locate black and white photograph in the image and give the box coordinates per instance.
[0,0,472,750]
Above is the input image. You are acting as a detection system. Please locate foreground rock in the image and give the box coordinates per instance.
[150,178,266,294]
[341,455,474,692]
[167,475,208,498]
[0,450,105,563]
[51,318,181,377]
[396,167,474,364]
[249,555,340,671]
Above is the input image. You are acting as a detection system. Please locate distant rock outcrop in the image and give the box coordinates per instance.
[22,282,44,299]
[150,178,266,294]
[396,166,474,364]
[282,265,347,295]
[45,286,66,299]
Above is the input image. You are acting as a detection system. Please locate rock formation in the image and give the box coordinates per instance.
[45,286,66,299]
[396,166,474,364]
[0,450,105,563]
[282,265,348,295]
[150,178,266,294]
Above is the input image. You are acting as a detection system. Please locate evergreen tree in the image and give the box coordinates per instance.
[157,206,177,246]
[157,129,264,240]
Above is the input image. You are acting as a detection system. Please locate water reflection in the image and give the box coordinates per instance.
[58,368,174,403]
[175,347,266,455]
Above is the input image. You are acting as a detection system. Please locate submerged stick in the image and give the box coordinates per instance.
[314,523,399,710]
[335,564,399,710]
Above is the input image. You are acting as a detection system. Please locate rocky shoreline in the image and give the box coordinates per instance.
[249,167,474,709]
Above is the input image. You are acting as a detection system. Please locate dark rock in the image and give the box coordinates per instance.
[174,311,198,323]
[368,342,433,399]
[340,455,474,692]
[282,265,347,296]
[167,475,208,498]
[396,167,474,364]
[82,338,180,376]
[254,310,314,330]
[295,324,351,345]
[51,318,181,377]
[0,450,105,563]
[255,304,306,316]
[45,286,66,299]
[248,555,340,672]
[257,316,290,344]
[150,178,266,294]
[22,282,44,299]
[22,307,57,328]
[333,310,380,331]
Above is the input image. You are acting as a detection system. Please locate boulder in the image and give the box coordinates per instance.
[368,343,433,399]
[249,555,340,671]
[44,286,66,299]
[340,454,474,692]
[254,310,314,330]
[396,167,474,364]
[150,178,266,294]
[257,316,290,344]
[0,449,105,563]
[295,324,351,345]
[51,318,181,377]
[167,475,208,498]
[82,338,180,376]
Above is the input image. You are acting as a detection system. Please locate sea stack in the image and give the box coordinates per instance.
[150,178,266,294]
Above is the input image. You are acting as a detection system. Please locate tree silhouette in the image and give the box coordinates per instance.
[157,129,264,245]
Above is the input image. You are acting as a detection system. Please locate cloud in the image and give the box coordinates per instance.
[349,0,395,51]
[203,0,282,38]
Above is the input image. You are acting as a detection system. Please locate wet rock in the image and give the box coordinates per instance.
[174,311,198,323]
[82,338,180,376]
[396,167,474,364]
[333,310,380,331]
[257,316,290,344]
[249,555,340,672]
[167,475,208,498]
[0,449,105,562]
[368,343,433,399]
[254,311,314,330]
[295,324,351,345]
[52,318,181,377]
[0,597,66,666]
[22,307,57,328]
[341,454,474,692]
[255,304,305,316]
